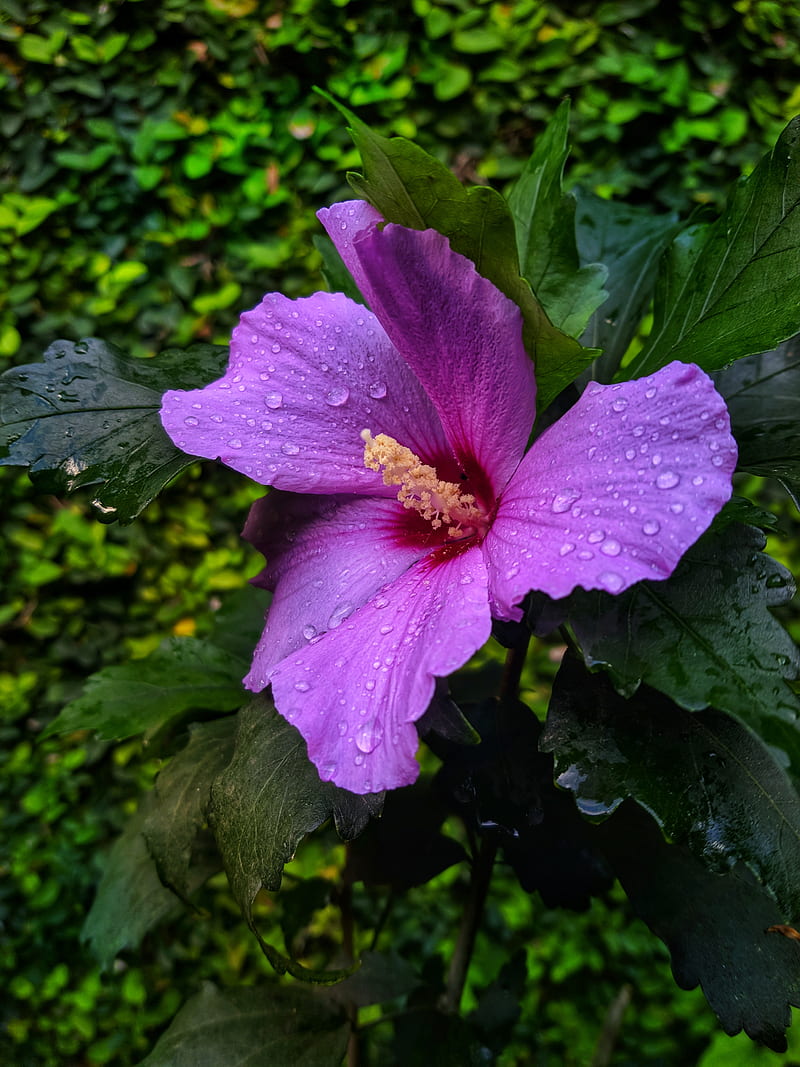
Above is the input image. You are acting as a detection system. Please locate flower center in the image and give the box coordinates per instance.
[361,429,487,539]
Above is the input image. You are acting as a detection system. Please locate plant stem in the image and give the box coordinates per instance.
[441,831,497,1013]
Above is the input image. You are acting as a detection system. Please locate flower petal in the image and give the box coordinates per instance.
[319,201,536,495]
[160,291,451,494]
[243,491,430,677]
[267,546,491,793]
[484,361,737,612]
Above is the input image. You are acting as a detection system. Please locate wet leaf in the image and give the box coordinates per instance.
[714,334,800,506]
[599,804,800,1052]
[0,337,228,522]
[138,981,349,1067]
[628,116,800,378]
[568,523,800,779]
[509,100,608,339]
[544,654,800,918]
[143,718,237,900]
[321,92,596,411]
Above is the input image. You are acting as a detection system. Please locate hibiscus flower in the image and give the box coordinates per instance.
[160,200,737,794]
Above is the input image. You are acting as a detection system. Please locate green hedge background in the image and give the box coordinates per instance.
[2,0,800,1063]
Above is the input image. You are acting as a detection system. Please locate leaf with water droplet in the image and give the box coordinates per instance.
[0,337,228,522]
[567,522,800,780]
[544,652,800,918]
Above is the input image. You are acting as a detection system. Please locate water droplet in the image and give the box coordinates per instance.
[264,392,283,409]
[560,542,575,556]
[670,502,684,514]
[692,475,704,486]
[624,448,636,461]
[611,397,628,412]
[302,624,317,640]
[271,342,281,353]
[578,549,594,560]
[552,488,581,513]
[642,519,660,535]
[588,529,604,544]
[328,601,354,629]
[599,571,624,592]
[355,719,383,754]
[184,415,199,426]
[645,386,657,399]
[711,455,724,467]
[373,595,389,609]
[294,681,310,692]
[325,386,349,407]
[368,380,387,399]
[656,470,680,489]
[379,624,393,635]
[601,539,621,557]
[228,438,242,449]
[281,442,300,455]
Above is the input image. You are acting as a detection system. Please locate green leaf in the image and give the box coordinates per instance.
[598,803,800,1052]
[325,950,422,1008]
[508,100,608,340]
[574,189,681,381]
[714,335,800,506]
[82,804,185,968]
[143,718,238,899]
[138,982,349,1067]
[320,92,596,411]
[627,115,800,378]
[208,697,382,975]
[312,233,365,303]
[0,338,229,523]
[44,637,249,740]
[544,654,800,918]
[568,523,800,778]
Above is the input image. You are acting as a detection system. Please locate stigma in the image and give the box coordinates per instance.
[361,429,487,539]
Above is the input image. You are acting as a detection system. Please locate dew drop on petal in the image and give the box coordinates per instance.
[601,539,621,557]
[264,392,283,409]
[302,624,317,640]
[368,381,387,399]
[670,502,685,514]
[692,475,704,486]
[281,442,300,455]
[271,342,281,353]
[355,718,383,754]
[560,542,575,556]
[228,438,242,449]
[552,488,581,514]
[294,681,310,692]
[325,386,350,407]
[328,601,354,629]
[379,624,394,635]
[598,571,624,593]
[656,470,680,489]
[642,519,661,535]
[588,529,604,544]
[184,415,199,426]
[611,398,628,412]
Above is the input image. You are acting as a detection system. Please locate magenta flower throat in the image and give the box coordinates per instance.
[160,200,737,794]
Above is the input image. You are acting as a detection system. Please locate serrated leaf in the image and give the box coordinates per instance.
[574,189,681,380]
[320,92,596,411]
[714,335,800,506]
[44,637,249,740]
[208,696,382,923]
[627,115,800,378]
[599,803,800,1052]
[82,805,183,968]
[0,337,228,522]
[508,100,607,339]
[143,718,237,900]
[138,981,349,1067]
[568,523,800,779]
[544,654,800,918]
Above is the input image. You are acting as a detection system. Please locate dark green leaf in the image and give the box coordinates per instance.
[628,116,800,377]
[392,1009,485,1067]
[44,637,249,741]
[0,337,228,523]
[82,805,182,968]
[574,189,681,380]
[208,695,381,919]
[325,950,422,1008]
[714,335,800,505]
[599,804,800,1052]
[312,233,365,304]
[138,981,350,1067]
[568,523,800,778]
[143,718,237,900]
[508,100,607,339]
[321,93,596,411]
[544,654,800,917]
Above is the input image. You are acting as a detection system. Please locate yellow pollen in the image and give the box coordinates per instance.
[361,429,484,538]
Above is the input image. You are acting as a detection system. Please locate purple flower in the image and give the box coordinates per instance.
[161,200,737,794]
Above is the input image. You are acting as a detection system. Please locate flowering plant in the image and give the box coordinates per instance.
[3,101,800,1061]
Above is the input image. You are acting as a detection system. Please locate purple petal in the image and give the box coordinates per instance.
[243,491,429,677]
[160,291,451,494]
[318,201,536,496]
[484,361,737,613]
[267,545,491,793]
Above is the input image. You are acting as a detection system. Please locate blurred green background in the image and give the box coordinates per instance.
[2,0,800,1063]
